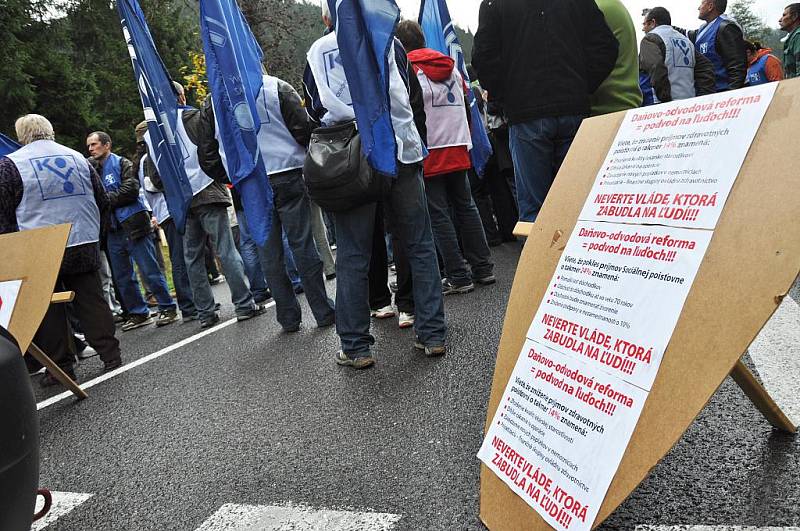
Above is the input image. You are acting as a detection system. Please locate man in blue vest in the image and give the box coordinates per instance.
[199,74,335,333]
[677,0,747,92]
[148,83,265,329]
[87,131,178,332]
[303,2,446,368]
[0,114,123,384]
[639,7,716,105]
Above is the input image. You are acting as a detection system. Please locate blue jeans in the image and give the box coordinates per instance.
[106,228,176,316]
[183,204,254,320]
[256,170,334,330]
[424,170,493,284]
[509,115,584,222]
[236,210,271,303]
[334,162,445,355]
[162,218,197,318]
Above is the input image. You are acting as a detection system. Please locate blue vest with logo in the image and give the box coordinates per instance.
[100,153,147,225]
[695,17,729,91]
[7,140,100,248]
[255,75,308,176]
[747,54,770,85]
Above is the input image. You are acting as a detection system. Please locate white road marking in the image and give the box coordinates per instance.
[636,527,800,530]
[194,503,402,531]
[31,491,93,530]
[37,301,276,411]
[747,296,800,426]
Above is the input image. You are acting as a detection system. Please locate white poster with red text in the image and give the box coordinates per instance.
[526,221,712,391]
[0,279,23,329]
[579,84,776,229]
[479,85,776,531]
[477,340,647,531]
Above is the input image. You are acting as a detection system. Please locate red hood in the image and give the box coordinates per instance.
[407,48,455,82]
[749,47,773,65]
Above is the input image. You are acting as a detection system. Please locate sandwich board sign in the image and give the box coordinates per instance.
[478,80,800,530]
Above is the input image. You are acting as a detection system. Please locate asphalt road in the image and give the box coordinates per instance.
[30,241,800,530]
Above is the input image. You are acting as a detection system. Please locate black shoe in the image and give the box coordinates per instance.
[103,358,122,373]
[325,272,336,281]
[121,313,154,332]
[474,274,497,286]
[442,278,474,295]
[237,304,267,322]
[40,370,78,388]
[254,290,272,304]
[293,284,304,295]
[200,313,221,329]
[156,308,179,327]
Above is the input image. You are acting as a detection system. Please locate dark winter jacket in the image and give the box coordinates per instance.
[676,18,747,91]
[89,154,153,241]
[472,0,619,124]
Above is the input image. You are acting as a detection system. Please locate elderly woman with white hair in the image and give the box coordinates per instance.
[0,114,123,386]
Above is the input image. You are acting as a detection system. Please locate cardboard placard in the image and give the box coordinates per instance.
[480,80,800,530]
[0,224,70,352]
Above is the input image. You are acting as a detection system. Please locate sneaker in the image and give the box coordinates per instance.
[398,312,415,329]
[330,243,337,251]
[77,345,98,360]
[442,278,474,295]
[156,308,179,327]
[121,313,154,332]
[414,337,446,357]
[200,313,221,329]
[237,303,267,322]
[182,312,199,322]
[474,274,497,286]
[335,350,375,369]
[209,274,226,285]
[370,305,396,319]
[112,312,126,324]
[103,358,123,373]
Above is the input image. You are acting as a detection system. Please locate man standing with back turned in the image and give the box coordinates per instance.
[472,0,618,223]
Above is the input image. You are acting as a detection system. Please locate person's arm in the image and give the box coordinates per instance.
[107,157,139,208]
[197,98,229,182]
[88,162,112,239]
[0,158,23,235]
[765,55,785,81]
[716,22,747,89]
[672,26,698,43]
[472,0,503,97]
[302,62,325,127]
[580,0,620,94]
[277,79,312,147]
[693,51,716,96]
[640,35,672,103]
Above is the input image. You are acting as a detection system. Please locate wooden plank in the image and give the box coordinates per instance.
[50,292,75,305]
[512,221,534,237]
[27,342,87,400]
[730,359,796,433]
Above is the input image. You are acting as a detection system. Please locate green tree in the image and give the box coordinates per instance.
[730,0,785,54]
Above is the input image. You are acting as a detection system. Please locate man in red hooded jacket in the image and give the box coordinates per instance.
[396,20,495,295]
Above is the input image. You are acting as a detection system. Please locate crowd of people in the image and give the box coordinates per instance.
[1,0,797,383]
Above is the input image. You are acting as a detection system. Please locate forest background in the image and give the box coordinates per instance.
[0,0,781,155]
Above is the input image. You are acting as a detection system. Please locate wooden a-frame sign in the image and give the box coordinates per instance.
[0,224,87,398]
[481,79,800,530]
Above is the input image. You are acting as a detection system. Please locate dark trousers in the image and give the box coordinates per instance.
[33,269,121,371]
[387,215,414,314]
[368,203,391,311]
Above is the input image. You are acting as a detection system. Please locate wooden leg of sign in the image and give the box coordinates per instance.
[730,359,795,433]
[513,221,535,238]
[27,342,87,400]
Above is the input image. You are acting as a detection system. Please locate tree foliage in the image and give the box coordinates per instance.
[730,0,785,54]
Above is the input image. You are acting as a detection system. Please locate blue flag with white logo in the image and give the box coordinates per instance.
[419,0,492,175]
[0,133,20,157]
[117,0,195,232]
[200,0,273,245]
[330,0,400,177]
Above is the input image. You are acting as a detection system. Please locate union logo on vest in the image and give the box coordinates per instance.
[31,154,86,200]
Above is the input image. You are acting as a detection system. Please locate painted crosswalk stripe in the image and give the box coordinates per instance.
[31,491,93,530]
[194,503,402,531]
[747,295,800,426]
[636,526,800,530]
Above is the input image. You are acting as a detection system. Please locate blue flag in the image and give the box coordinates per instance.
[0,133,20,157]
[117,0,194,232]
[200,0,273,245]
[330,0,400,176]
[419,0,492,175]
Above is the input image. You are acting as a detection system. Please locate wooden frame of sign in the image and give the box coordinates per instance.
[481,80,800,530]
[0,224,87,399]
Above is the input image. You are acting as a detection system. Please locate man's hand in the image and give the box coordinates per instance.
[151,216,159,230]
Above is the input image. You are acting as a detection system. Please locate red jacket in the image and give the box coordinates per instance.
[407,48,472,177]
